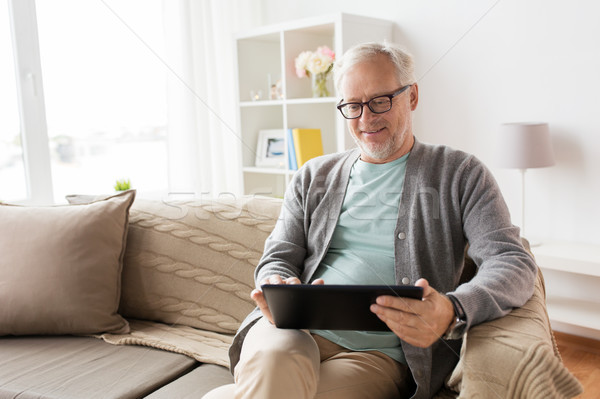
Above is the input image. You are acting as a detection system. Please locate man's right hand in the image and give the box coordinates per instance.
[251,274,325,324]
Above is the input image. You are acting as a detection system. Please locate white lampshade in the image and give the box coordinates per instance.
[496,122,555,169]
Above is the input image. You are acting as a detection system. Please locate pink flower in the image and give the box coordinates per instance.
[317,46,335,61]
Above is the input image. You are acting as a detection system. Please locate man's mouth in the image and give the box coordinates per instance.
[361,127,384,135]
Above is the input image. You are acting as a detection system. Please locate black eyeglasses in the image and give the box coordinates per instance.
[336,84,412,119]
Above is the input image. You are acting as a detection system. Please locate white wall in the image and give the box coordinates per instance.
[259,0,600,245]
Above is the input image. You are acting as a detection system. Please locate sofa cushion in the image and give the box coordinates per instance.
[0,335,197,399]
[145,363,233,398]
[117,196,282,334]
[0,190,135,335]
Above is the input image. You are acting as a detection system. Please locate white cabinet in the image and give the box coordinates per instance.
[235,13,393,197]
[531,241,600,340]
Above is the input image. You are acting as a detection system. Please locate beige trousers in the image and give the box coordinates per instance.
[203,318,411,399]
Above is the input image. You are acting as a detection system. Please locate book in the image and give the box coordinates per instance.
[292,128,323,168]
[286,129,298,170]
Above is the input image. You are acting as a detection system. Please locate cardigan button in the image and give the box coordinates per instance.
[397,232,406,240]
[402,277,410,285]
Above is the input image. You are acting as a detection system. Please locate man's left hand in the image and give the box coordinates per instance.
[370,278,455,348]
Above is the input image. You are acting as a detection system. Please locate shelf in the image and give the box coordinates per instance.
[240,100,285,107]
[530,240,600,336]
[546,297,600,331]
[240,97,338,107]
[286,97,338,105]
[243,166,295,176]
[531,241,600,277]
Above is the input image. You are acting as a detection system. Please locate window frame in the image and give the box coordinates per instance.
[7,0,53,204]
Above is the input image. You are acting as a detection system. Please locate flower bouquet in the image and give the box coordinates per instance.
[295,46,335,97]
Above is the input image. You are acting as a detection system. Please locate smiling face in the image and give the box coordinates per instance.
[340,54,418,164]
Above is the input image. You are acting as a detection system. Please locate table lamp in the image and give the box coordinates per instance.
[496,122,555,239]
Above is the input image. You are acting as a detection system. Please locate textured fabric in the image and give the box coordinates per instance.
[231,138,538,399]
[147,364,233,399]
[118,196,279,334]
[219,318,410,399]
[442,267,583,399]
[0,335,197,399]
[97,319,233,368]
[0,190,134,336]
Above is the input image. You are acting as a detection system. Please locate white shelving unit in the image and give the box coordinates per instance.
[234,13,393,197]
[531,241,600,339]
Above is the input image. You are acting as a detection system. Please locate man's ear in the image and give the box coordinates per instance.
[410,83,419,110]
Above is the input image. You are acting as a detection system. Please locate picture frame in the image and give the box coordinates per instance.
[255,129,286,168]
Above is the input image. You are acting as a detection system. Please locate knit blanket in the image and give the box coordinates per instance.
[97,319,232,369]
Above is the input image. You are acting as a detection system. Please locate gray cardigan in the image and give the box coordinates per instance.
[229,138,537,398]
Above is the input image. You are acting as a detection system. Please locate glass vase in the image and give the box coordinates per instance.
[311,72,329,98]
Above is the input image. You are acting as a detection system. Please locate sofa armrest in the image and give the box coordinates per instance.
[442,268,583,399]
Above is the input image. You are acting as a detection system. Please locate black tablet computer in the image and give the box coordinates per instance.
[261,284,423,331]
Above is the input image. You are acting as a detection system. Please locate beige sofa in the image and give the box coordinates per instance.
[0,192,583,398]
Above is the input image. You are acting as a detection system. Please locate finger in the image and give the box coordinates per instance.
[375,295,420,315]
[285,277,301,284]
[415,278,434,297]
[371,307,421,339]
[251,288,274,324]
[269,274,284,284]
[370,303,415,327]
[371,306,432,345]
[372,299,452,348]
[376,278,434,314]
[250,288,266,310]
[311,278,325,285]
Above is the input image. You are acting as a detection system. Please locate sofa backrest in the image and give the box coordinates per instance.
[119,195,529,336]
[119,195,283,335]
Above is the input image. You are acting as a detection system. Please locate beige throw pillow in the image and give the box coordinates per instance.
[0,190,135,335]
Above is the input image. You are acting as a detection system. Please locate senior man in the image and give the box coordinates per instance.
[205,42,537,399]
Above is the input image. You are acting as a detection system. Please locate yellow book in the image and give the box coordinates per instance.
[292,128,323,168]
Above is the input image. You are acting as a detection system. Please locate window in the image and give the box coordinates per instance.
[36,0,168,202]
[4,0,169,203]
[0,2,27,202]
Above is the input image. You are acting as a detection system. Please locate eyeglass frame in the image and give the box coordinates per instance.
[336,84,413,119]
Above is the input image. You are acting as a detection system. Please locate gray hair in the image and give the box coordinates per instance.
[333,42,415,96]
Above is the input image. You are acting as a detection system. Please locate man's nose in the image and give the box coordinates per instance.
[359,104,378,120]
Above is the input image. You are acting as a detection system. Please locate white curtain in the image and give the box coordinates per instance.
[163,0,262,197]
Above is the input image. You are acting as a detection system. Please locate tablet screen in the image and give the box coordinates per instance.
[262,284,423,331]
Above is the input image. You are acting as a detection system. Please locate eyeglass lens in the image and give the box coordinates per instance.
[340,96,392,119]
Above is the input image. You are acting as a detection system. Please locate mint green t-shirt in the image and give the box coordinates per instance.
[311,153,409,364]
